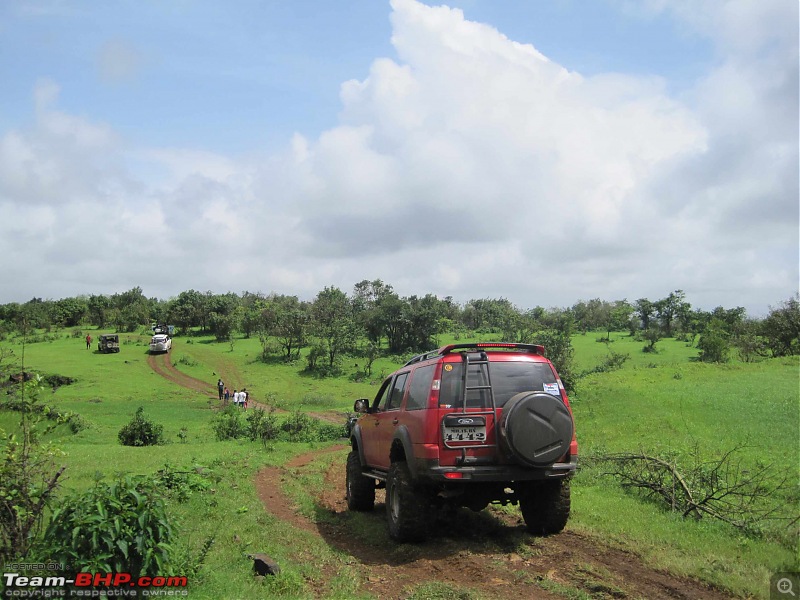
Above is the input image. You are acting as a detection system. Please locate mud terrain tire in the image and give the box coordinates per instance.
[386,461,430,542]
[346,450,375,511]
[519,478,571,535]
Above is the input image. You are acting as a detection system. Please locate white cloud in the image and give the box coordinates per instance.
[0,0,796,315]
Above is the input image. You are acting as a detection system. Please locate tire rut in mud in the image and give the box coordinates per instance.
[146,352,214,396]
[255,449,733,600]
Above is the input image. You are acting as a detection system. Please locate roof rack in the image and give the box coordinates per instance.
[403,342,545,366]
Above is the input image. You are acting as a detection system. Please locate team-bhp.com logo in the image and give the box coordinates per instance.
[3,571,188,597]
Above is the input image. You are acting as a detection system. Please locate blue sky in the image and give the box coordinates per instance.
[0,0,797,315]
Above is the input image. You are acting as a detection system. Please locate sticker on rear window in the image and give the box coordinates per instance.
[444,364,453,372]
[543,382,559,396]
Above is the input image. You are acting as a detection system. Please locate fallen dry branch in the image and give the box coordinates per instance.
[600,447,796,535]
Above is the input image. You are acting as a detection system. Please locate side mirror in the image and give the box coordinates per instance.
[353,398,369,413]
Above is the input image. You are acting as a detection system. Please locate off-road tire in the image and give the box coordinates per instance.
[346,450,375,511]
[519,478,571,535]
[386,461,430,542]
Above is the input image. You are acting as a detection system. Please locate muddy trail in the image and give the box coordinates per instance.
[147,351,218,396]
[255,447,730,600]
[146,350,345,424]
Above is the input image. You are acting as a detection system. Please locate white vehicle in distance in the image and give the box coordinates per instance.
[149,333,172,353]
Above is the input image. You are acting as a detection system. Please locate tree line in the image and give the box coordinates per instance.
[0,282,797,376]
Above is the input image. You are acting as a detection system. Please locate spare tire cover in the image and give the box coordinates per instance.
[499,391,574,467]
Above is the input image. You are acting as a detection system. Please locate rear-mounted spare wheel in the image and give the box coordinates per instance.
[500,391,573,466]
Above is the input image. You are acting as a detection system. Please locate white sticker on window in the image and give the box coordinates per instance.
[543,382,559,396]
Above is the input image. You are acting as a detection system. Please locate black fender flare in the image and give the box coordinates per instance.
[391,426,418,479]
[350,424,366,466]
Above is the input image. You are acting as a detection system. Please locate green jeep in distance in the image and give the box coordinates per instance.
[97,334,120,353]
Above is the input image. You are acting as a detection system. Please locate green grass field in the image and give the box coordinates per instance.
[1,328,798,598]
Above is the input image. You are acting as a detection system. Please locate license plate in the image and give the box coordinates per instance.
[444,426,486,442]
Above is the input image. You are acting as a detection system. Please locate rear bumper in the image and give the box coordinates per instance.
[410,455,577,484]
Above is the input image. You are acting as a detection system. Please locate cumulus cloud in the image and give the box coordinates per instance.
[0,0,796,314]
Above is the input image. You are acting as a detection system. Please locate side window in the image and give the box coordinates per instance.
[386,372,409,411]
[373,378,392,411]
[406,364,435,410]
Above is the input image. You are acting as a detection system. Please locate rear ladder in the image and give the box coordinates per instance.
[442,351,497,457]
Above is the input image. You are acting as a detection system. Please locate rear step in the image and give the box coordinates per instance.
[363,468,387,482]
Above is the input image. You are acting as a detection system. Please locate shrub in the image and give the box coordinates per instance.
[246,407,278,444]
[211,405,246,441]
[176,355,198,367]
[68,413,89,434]
[279,411,346,443]
[117,407,164,446]
[153,463,213,503]
[581,350,630,377]
[42,476,175,577]
[0,374,65,562]
[698,333,730,362]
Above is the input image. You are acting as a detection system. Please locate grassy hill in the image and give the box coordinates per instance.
[1,328,797,598]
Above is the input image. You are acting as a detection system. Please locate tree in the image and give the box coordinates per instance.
[20,298,52,332]
[110,287,150,332]
[654,290,689,337]
[761,296,800,357]
[207,293,242,341]
[240,292,267,338]
[403,294,445,351]
[635,298,655,331]
[461,298,516,332]
[311,287,356,370]
[87,294,112,328]
[533,328,576,392]
[262,295,309,360]
[52,296,88,328]
[605,300,633,340]
[377,292,407,354]
[571,298,612,333]
[352,280,395,347]
[167,290,205,333]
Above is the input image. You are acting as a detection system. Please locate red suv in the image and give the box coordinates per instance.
[346,342,578,542]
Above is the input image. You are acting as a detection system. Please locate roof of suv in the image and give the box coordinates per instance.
[404,342,546,367]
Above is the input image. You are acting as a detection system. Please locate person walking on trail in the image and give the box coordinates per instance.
[242,388,249,410]
[224,387,230,405]
[217,378,224,401]
[233,389,240,408]
[85,334,92,350]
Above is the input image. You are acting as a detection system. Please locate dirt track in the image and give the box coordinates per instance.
[255,447,731,600]
[146,349,342,422]
[148,350,731,599]
[147,351,215,395]
[146,348,252,401]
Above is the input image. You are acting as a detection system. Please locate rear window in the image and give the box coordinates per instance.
[438,358,557,408]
